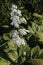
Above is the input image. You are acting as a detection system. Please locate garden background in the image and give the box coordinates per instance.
[0,0,43,65]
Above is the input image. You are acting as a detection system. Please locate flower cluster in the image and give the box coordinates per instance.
[12,30,26,47]
[10,4,30,47]
[10,4,27,28]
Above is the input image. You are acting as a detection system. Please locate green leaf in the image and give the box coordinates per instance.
[36,32,43,43]
[32,22,37,32]
[31,46,40,58]
[8,40,17,51]
[3,34,10,40]
[19,45,24,56]
[2,25,9,28]
[8,51,18,62]
[0,56,10,65]
[28,26,34,34]
[39,49,43,58]
[33,13,43,19]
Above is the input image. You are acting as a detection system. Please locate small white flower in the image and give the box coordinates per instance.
[19,29,28,35]
[11,5,17,10]
[23,52,26,56]
[10,21,14,25]
[25,30,30,33]
[19,29,27,35]
[13,16,19,22]
[11,16,20,27]
[21,38,25,45]
[10,12,14,17]
[10,16,13,20]
[14,37,21,47]
[20,17,27,24]
[14,21,19,28]
[12,30,18,38]
[12,9,17,13]
[15,16,21,24]
[17,10,22,16]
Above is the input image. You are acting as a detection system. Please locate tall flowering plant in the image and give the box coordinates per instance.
[10,4,30,47]
[0,4,30,65]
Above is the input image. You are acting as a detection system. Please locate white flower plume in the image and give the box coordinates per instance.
[10,4,27,28]
[12,30,26,47]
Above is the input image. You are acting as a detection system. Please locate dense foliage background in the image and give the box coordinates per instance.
[0,0,43,65]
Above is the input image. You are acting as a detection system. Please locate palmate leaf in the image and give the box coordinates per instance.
[30,46,43,59]
[19,44,30,56]
[38,25,43,32]
[28,22,43,43]
[31,46,40,58]
[4,40,18,62]
[8,40,17,51]
[28,26,34,34]
[36,32,43,43]
[7,51,18,62]
[28,22,38,34]
[32,22,38,32]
